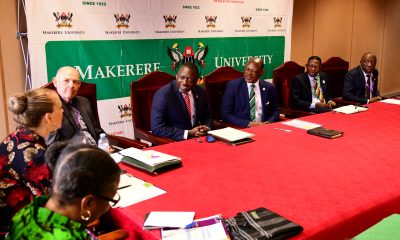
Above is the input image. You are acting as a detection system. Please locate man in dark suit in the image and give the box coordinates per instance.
[151,62,212,141]
[47,66,105,146]
[290,56,336,113]
[343,52,381,104]
[221,57,280,128]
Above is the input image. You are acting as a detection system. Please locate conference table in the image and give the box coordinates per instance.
[110,102,400,240]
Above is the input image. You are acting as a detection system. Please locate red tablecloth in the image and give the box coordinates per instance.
[111,102,400,240]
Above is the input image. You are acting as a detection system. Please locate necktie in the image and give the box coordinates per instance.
[249,84,256,121]
[365,74,371,99]
[183,93,191,120]
[313,77,325,103]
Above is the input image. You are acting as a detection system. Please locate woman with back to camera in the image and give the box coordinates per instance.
[0,88,63,236]
[6,143,121,239]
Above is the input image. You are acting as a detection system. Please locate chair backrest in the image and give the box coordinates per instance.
[203,66,243,120]
[321,57,349,98]
[42,81,99,122]
[272,61,305,108]
[130,71,175,132]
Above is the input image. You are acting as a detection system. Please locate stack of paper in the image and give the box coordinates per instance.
[208,127,255,145]
[118,147,182,174]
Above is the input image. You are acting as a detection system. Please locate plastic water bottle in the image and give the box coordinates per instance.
[97,133,109,151]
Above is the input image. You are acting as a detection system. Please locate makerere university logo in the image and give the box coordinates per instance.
[114,14,131,28]
[205,16,217,28]
[167,42,208,74]
[241,16,252,28]
[163,15,177,28]
[118,104,131,118]
[53,12,73,28]
[273,17,283,28]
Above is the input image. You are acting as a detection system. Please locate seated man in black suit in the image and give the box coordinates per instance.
[343,52,382,104]
[151,62,212,141]
[47,66,106,146]
[221,57,280,128]
[290,56,336,113]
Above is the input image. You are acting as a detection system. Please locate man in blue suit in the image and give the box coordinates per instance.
[151,62,212,141]
[221,57,280,128]
[343,52,381,104]
[290,56,336,113]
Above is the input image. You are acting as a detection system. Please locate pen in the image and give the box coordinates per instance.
[117,184,131,190]
[184,221,197,229]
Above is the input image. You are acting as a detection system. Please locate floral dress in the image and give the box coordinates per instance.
[0,127,51,235]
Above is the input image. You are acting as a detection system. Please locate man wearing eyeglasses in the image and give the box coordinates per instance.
[221,57,280,128]
[290,56,336,113]
[343,52,382,104]
[47,66,106,147]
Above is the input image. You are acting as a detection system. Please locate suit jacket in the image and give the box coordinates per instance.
[151,80,212,141]
[290,72,331,111]
[47,95,104,145]
[343,66,379,104]
[221,77,280,127]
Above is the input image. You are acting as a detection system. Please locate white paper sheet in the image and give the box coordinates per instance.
[281,119,322,130]
[380,98,400,105]
[113,174,166,208]
[161,222,229,240]
[333,105,368,114]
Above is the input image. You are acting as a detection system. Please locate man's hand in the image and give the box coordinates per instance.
[369,96,382,103]
[316,102,332,110]
[327,100,336,108]
[188,125,210,137]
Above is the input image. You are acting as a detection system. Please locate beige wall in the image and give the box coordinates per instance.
[0,0,26,136]
[292,0,400,96]
[1,0,400,134]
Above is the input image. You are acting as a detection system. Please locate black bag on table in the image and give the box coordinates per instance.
[225,207,303,240]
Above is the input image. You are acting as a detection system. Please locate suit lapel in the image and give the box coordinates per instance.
[173,82,192,124]
[259,81,268,122]
[303,73,312,100]
[60,97,79,129]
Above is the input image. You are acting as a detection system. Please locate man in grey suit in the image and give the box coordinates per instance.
[343,52,382,104]
[47,66,105,146]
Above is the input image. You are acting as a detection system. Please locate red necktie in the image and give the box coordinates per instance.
[184,93,191,119]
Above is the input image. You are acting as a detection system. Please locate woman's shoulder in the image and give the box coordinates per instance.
[8,197,92,240]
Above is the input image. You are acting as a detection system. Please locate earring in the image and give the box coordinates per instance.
[81,209,92,221]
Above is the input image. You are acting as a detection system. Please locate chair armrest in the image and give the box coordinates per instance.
[97,229,129,240]
[135,128,175,146]
[280,107,315,119]
[212,120,244,129]
[332,97,358,107]
[108,135,148,149]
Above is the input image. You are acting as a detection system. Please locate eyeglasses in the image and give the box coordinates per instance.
[95,192,120,207]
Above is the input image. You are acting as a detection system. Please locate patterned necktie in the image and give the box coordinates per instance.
[365,74,371,99]
[249,84,256,121]
[313,77,325,103]
[183,93,191,120]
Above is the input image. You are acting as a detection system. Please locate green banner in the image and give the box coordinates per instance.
[46,36,284,100]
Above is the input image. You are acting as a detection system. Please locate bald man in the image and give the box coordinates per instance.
[47,66,105,145]
[221,58,280,128]
[343,52,382,104]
